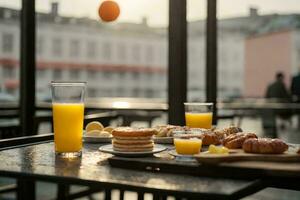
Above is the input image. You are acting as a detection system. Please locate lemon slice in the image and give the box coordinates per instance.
[103,127,114,133]
[86,121,104,132]
[85,130,102,137]
[98,131,112,137]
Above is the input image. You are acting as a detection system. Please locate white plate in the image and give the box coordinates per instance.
[83,135,112,143]
[99,144,167,157]
[153,137,173,144]
[168,150,197,161]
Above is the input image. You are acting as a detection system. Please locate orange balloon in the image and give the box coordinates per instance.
[98,0,120,22]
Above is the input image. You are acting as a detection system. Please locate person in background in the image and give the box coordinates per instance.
[291,70,300,102]
[265,72,290,101]
[291,69,300,129]
[263,72,291,137]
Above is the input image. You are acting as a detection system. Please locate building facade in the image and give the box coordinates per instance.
[0,4,300,100]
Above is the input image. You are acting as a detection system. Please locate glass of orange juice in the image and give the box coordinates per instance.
[51,82,86,157]
[184,102,213,129]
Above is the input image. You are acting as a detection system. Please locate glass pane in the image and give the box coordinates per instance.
[34,0,169,130]
[35,0,168,101]
[187,0,206,102]
[0,0,21,102]
[217,0,300,139]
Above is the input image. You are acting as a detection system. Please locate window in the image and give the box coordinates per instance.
[88,88,96,97]
[117,43,127,61]
[132,88,139,97]
[53,69,62,79]
[37,69,46,78]
[132,44,141,62]
[145,45,154,64]
[87,41,96,58]
[37,36,44,55]
[146,89,154,98]
[132,72,140,80]
[2,65,15,78]
[70,69,80,79]
[103,71,112,79]
[88,70,96,79]
[34,0,168,101]
[118,72,125,79]
[70,39,80,57]
[102,42,111,60]
[52,38,62,57]
[2,33,14,53]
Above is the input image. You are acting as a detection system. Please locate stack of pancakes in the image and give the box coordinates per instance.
[112,127,156,152]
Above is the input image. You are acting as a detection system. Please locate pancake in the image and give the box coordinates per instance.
[113,142,154,149]
[113,138,153,145]
[113,146,154,152]
[111,127,156,152]
[112,127,157,137]
[114,136,152,140]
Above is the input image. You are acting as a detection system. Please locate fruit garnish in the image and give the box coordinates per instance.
[86,121,104,132]
[208,145,229,154]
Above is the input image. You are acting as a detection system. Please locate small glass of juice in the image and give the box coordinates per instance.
[174,138,202,155]
[184,102,213,129]
[51,82,86,158]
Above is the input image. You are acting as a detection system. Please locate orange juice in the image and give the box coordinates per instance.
[174,138,202,155]
[53,103,84,153]
[185,112,212,129]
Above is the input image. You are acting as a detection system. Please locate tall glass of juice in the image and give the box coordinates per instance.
[51,82,86,157]
[184,102,213,129]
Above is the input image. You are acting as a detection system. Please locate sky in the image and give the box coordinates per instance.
[0,0,300,27]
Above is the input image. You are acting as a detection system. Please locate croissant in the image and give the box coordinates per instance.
[214,126,243,140]
[178,132,220,145]
[243,138,288,154]
[223,132,257,149]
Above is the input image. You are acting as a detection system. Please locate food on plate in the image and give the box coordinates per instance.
[85,130,112,137]
[214,126,242,139]
[154,125,187,137]
[243,138,288,154]
[85,130,102,137]
[208,145,229,154]
[112,127,156,152]
[201,132,221,145]
[103,126,114,133]
[178,131,220,145]
[174,138,202,155]
[223,132,257,149]
[85,121,104,132]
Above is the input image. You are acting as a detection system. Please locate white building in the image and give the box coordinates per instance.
[0,4,299,101]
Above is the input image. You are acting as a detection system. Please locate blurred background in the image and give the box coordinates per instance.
[0,0,300,139]
[1,1,300,199]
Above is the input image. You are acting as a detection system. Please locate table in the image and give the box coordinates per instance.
[0,140,266,200]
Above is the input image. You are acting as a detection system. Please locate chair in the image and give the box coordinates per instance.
[0,134,54,199]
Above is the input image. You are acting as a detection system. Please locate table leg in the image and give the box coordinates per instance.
[57,184,70,200]
[137,192,144,200]
[105,189,111,200]
[17,178,35,200]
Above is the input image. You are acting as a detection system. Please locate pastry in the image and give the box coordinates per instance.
[243,138,288,154]
[112,127,156,152]
[201,132,221,145]
[177,131,220,145]
[155,125,184,137]
[214,126,242,140]
[223,132,257,149]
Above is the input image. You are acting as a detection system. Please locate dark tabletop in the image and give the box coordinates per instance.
[0,142,260,198]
